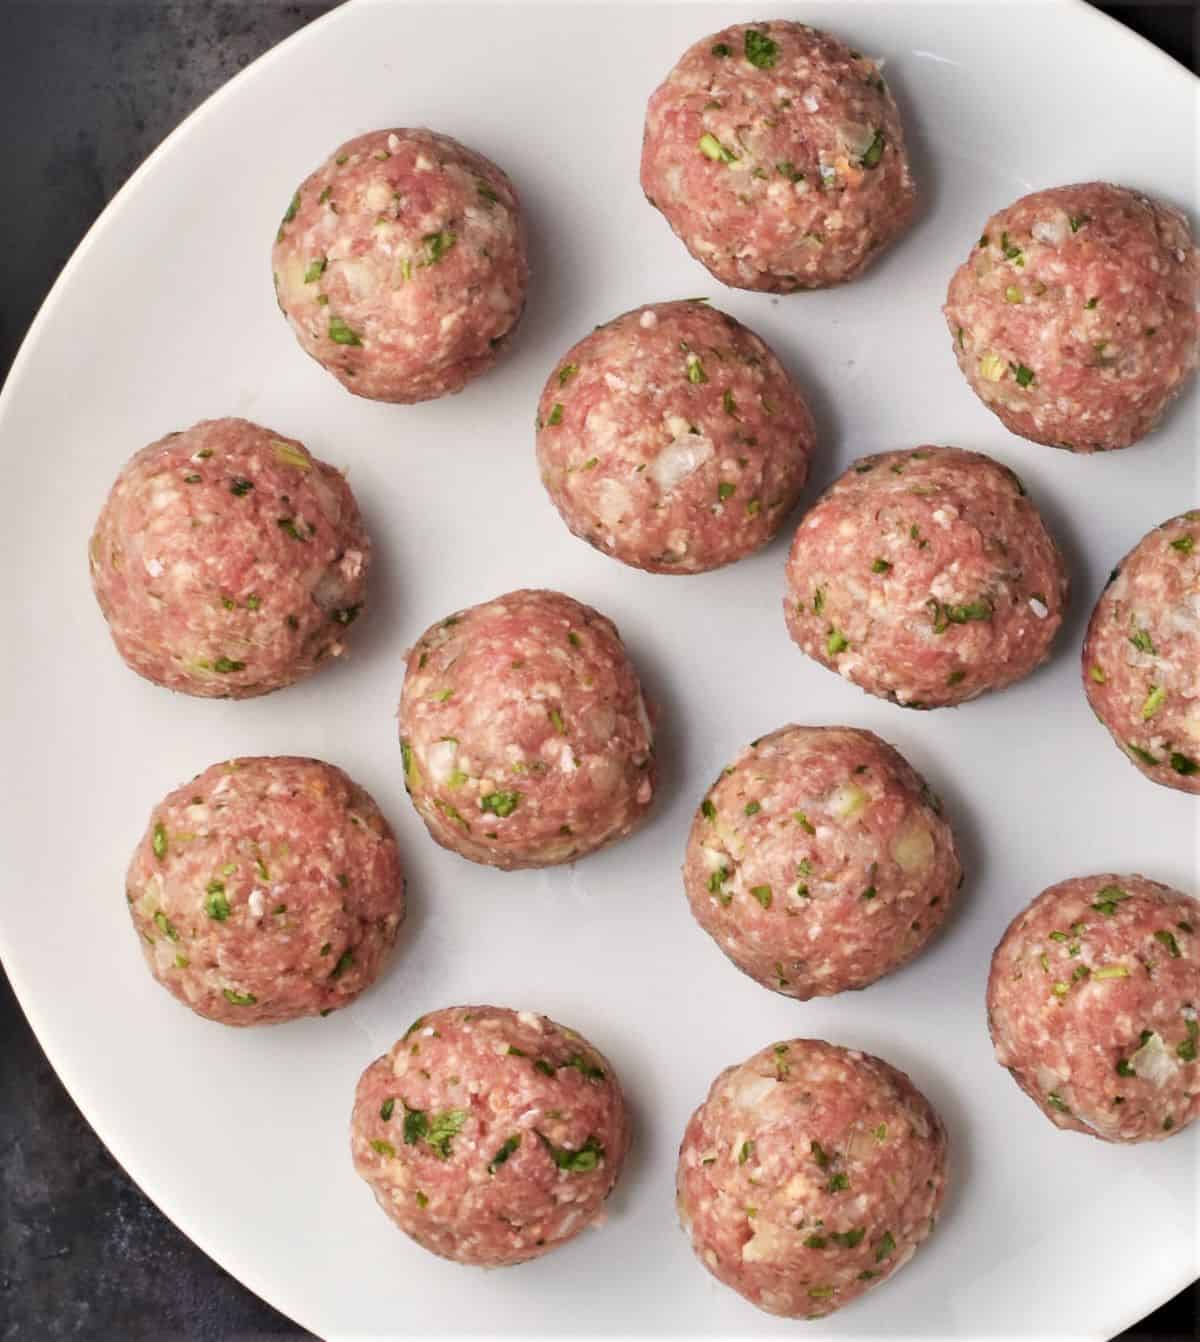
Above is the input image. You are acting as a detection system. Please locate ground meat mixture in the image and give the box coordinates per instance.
[944,182,1198,452]
[399,589,655,868]
[535,300,815,573]
[988,874,1200,1141]
[350,1006,630,1265]
[89,417,369,698]
[684,726,961,998]
[641,21,916,290]
[1083,512,1200,793]
[126,756,404,1025]
[783,446,1068,708]
[677,1038,947,1317]
[272,128,527,403]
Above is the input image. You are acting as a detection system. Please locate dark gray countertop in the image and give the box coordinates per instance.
[1,3,1196,1339]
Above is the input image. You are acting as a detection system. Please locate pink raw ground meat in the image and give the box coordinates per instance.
[987,874,1200,1142]
[1082,511,1200,793]
[126,756,404,1026]
[350,1005,630,1265]
[535,300,815,573]
[641,21,915,291]
[272,128,527,403]
[89,417,369,699]
[683,726,961,999]
[677,1038,947,1318]
[783,446,1069,708]
[944,182,1198,452]
[399,589,655,869]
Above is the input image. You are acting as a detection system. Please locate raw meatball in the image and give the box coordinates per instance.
[89,418,369,699]
[350,1006,630,1265]
[1082,512,1200,792]
[399,589,655,869]
[783,446,1068,708]
[987,875,1200,1142]
[535,301,815,573]
[126,757,404,1026]
[944,183,1198,452]
[684,726,961,999]
[677,1039,947,1318]
[641,21,915,291]
[272,128,527,403]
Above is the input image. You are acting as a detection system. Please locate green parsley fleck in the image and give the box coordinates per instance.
[1011,363,1035,388]
[304,257,327,283]
[328,316,362,346]
[205,882,230,921]
[153,911,178,941]
[539,1132,604,1172]
[420,230,456,266]
[698,132,738,164]
[480,791,520,818]
[831,1227,866,1249]
[826,628,848,656]
[1154,929,1182,958]
[152,823,167,861]
[750,884,772,910]
[744,28,778,68]
[1141,685,1166,719]
[718,481,735,501]
[488,1135,521,1173]
[1091,885,1130,916]
[861,130,885,169]
[222,988,257,1006]
[875,1230,896,1261]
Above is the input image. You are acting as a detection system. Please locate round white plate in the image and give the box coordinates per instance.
[1,1,1196,1337]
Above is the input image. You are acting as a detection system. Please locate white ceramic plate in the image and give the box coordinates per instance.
[1,1,1196,1337]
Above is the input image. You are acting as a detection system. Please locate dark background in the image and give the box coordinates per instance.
[0,3,1196,1339]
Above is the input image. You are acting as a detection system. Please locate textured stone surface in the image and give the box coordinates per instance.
[0,2,1193,1339]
